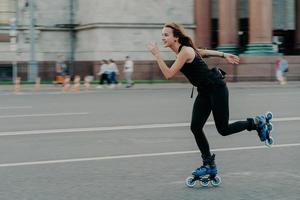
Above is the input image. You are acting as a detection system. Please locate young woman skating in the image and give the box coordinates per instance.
[148,22,274,187]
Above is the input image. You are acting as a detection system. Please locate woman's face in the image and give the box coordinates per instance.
[161,27,177,48]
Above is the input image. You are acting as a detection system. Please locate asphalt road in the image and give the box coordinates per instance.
[0,83,299,200]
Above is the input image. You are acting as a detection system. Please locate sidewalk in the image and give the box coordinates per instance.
[0,81,299,93]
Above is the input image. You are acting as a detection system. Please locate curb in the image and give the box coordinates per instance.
[0,82,299,93]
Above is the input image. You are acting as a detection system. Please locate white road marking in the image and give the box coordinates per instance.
[271,117,300,122]
[0,116,299,137]
[0,112,89,119]
[248,92,300,96]
[0,143,299,168]
[0,106,33,110]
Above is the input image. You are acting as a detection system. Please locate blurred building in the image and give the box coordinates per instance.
[0,0,299,81]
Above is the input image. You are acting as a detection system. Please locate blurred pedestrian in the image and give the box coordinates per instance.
[108,59,119,88]
[275,56,288,85]
[97,60,111,88]
[54,55,68,84]
[123,56,134,88]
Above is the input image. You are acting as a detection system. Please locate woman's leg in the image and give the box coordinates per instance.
[211,85,252,136]
[191,93,212,157]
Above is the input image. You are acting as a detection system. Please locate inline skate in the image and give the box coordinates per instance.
[185,154,221,188]
[254,111,274,147]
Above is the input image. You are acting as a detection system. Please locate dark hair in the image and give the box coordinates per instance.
[164,22,200,56]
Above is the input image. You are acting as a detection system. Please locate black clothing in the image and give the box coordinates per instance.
[99,74,111,85]
[178,45,252,158]
[202,154,216,167]
[191,84,250,157]
[180,55,211,88]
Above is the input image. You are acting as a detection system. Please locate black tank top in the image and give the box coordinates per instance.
[179,45,211,87]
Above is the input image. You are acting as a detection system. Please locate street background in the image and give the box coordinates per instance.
[1,1,300,199]
[0,82,299,200]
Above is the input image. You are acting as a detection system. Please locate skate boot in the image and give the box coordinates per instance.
[250,112,274,147]
[185,154,222,188]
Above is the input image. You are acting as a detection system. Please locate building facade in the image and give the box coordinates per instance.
[0,0,299,81]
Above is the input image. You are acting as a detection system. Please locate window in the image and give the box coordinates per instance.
[0,0,16,25]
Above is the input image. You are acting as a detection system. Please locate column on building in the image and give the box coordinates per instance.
[244,0,277,55]
[295,0,300,54]
[217,0,239,54]
[194,0,211,48]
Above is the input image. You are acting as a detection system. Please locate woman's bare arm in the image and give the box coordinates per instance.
[198,49,240,64]
[148,42,192,79]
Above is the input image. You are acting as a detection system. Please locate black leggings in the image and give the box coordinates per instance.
[191,84,250,158]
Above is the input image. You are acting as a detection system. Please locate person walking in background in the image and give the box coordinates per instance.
[97,60,111,88]
[275,56,289,85]
[54,55,68,84]
[108,59,119,88]
[123,56,134,88]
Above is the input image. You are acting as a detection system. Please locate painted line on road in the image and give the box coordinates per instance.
[0,116,299,137]
[0,143,299,168]
[248,92,300,96]
[0,112,89,119]
[0,106,33,110]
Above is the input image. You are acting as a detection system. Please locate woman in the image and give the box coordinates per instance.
[148,22,273,186]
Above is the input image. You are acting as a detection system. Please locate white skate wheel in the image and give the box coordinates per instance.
[185,176,196,188]
[265,136,274,147]
[266,112,273,120]
[200,180,209,187]
[267,122,273,132]
[211,175,222,187]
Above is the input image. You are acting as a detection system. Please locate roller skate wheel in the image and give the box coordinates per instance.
[258,118,264,126]
[211,175,222,187]
[200,179,209,187]
[259,125,268,142]
[267,122,273,132]
[265,112,273,120]
[265,136,274,147]
[185,176,196,188]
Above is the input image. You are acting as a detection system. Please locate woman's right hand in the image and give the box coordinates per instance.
[148,42,160,57]
[224,53,240,64]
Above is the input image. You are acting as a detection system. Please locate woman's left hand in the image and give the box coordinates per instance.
[224,53,240,64]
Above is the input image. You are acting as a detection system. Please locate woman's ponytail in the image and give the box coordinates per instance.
[179,36,189,46]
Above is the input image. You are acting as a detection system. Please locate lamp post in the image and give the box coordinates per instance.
[9,17,18,83]
[28,0,38,82]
